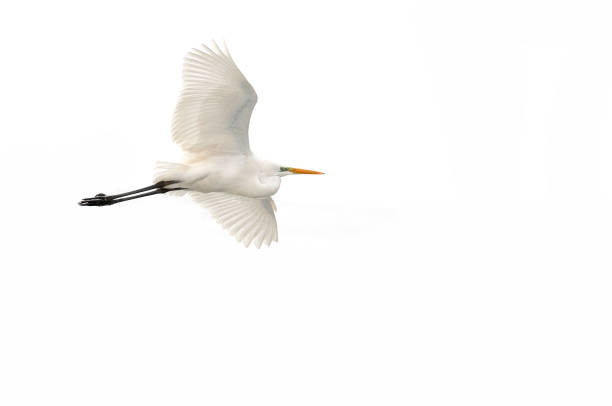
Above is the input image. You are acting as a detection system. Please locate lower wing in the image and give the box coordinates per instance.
[191,192,278,248]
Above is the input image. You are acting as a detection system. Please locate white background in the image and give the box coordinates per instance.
[1,1,611,405]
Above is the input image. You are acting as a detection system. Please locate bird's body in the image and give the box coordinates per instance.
[158,154,281,198]
[80,41,323,247]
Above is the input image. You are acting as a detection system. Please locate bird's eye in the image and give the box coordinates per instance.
[280,167,290,172]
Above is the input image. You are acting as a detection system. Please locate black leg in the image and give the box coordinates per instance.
[80,184,157,202]
[79,181,184,206]
[80,181,179,202]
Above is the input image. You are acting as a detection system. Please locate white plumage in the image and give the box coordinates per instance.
[192,193,278,249]
[172,42,256,155]
[80,41,322,247]
[154,41,323,247]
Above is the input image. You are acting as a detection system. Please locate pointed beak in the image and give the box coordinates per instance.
[289,167,325,175]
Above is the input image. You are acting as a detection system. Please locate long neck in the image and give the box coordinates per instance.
[255,175,281,197]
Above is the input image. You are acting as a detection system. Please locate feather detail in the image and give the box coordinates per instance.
[172,43,257,155]
[191,192,278,248]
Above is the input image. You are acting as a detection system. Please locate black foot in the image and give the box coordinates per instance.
[79,193,115,206]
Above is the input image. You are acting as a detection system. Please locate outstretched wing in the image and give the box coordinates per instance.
[172,42,257,155]
[191,192,278,248]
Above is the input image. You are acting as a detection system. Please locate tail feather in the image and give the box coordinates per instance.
[154,161,188,182]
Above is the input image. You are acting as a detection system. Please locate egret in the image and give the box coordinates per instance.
[79,41,324,247]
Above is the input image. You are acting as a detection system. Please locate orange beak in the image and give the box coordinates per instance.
[288,167,325,175]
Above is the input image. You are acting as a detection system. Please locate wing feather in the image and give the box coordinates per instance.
[243,210,267,248]
[172,42,257,155]
[191,192,278,248]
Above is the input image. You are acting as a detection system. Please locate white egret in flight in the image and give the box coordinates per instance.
[79,41,324,247]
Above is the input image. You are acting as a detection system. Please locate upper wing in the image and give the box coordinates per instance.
[172,42,257,155]
[191,192,278,248]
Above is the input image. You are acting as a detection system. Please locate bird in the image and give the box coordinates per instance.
[79,41,323,248]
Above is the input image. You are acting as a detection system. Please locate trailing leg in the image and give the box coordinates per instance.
[79,181,184,206]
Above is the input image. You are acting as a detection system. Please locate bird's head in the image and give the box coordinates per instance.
[278,166,325,177]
